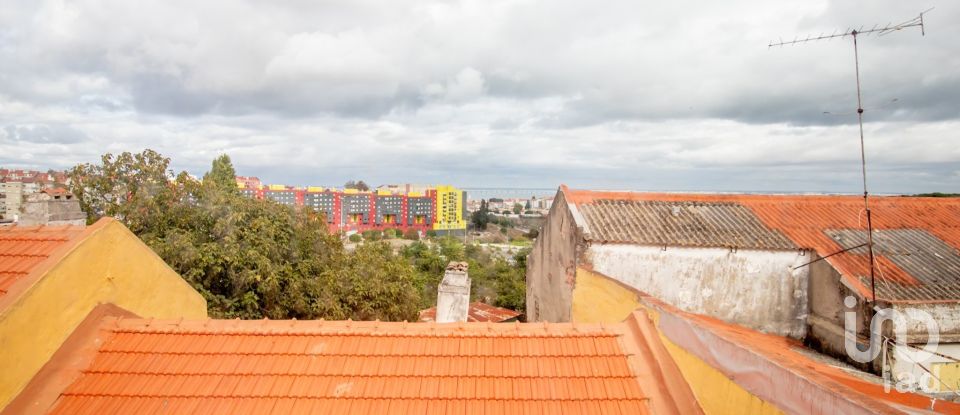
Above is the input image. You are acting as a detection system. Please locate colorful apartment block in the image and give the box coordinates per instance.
[235,178,466,234]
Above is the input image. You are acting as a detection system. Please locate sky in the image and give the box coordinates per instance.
[0,0,958,194]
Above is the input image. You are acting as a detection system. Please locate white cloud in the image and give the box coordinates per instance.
[0,0,957,193]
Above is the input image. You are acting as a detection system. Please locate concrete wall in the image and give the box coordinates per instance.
[0,219,207,409]
[435,268,470,323]
[18,197,86,226]
[806,256,960,383]
[586,244,810,338]
[525,190,578,322]
[805,256,877,372]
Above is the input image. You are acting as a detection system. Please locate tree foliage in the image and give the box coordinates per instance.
[70,150,421,321]
[344,180,370,191]
[402,236,527,314]
[471,199,491,230]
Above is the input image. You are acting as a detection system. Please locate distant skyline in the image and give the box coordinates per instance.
[1,1,958,194]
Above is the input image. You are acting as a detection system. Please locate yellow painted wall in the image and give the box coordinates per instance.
[0,219,206,409]
[570,268,783,414]
[658,329,785,415]
[571,267,641,323]
[640,304,785,415]
[433,185,466,231]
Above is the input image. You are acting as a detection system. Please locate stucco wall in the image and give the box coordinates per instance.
[525,190,578,322]
[0,219,207,409]
[586,244,810,338]
[571,267,640,323]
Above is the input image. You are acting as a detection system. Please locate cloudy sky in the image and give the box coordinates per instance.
[1,0,957,194]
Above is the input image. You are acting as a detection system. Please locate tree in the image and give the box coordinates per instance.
[71,150,422,321]
[524,200,532,210]
[471,199,491,230]
[67,149,176,227]
[512,203,523,214]
[203,154,239,194]
[403,228,420,240]
[344,180,370,191]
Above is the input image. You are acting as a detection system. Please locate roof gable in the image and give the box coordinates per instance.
[0,223,89,300]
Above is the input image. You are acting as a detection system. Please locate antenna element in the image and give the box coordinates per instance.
[771,10,931,303]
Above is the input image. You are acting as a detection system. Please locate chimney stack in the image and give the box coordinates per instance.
[17,189,86,227]
[436,261,470,323]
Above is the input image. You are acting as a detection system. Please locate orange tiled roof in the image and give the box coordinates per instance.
[418,301,521,323]
[21,316,702,415]
[562,186,960,303]
[0,223,88,299]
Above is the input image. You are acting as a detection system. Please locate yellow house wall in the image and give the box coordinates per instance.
[657,330,785,415]
[571,267,784,415]
[571,267,641,323]
[0,220,207,409]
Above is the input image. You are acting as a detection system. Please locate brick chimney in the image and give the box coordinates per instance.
[435,261,470,323]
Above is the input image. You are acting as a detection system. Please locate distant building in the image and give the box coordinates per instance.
[0,168,70,221]
[528,185,960,392]
[0,182,22,220]
[236,178,466,234]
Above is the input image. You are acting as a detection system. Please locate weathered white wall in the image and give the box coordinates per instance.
[587,243,810,338]
[893,303,960,338]
[436,270,470,323]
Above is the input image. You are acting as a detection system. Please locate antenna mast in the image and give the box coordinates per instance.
[770,10,930,303]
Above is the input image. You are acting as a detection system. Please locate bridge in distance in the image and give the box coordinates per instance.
[461,187,556,200]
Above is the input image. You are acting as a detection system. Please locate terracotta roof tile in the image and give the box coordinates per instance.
[31,318,674,415]
[0,223,87,299]
[563,186,960,303]
[418,301,522,323]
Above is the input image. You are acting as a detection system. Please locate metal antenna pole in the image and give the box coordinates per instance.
[851,31,877,303]
[769,9,930,303]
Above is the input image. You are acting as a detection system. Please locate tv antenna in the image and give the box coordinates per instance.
[775,9,931,303]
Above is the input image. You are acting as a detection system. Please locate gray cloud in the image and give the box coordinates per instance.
[0,0,957,193]
[3,124,88,144]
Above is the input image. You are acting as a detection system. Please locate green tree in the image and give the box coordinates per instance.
[512,203,523,214]
[345,180,370,191]
[203,154,239,194]
[71,150,422,321]
[471,199,491,230]
[67,149,176,227]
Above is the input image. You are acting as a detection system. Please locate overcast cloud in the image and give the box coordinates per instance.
[0,0,957,193]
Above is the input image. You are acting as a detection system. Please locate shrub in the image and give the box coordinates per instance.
[348,234,362,243]
[403,228,420,240]
[363,230,383,241]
